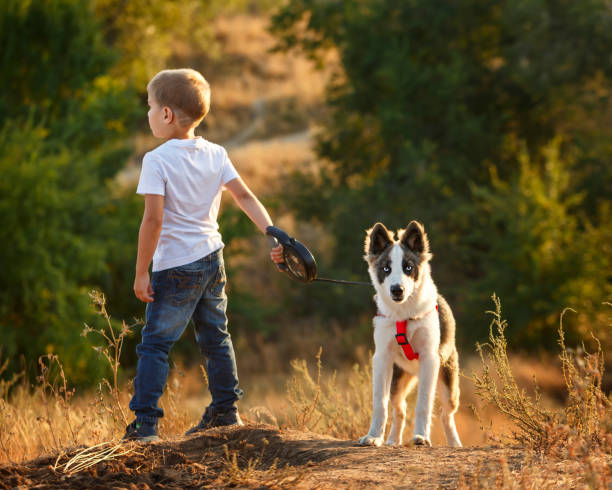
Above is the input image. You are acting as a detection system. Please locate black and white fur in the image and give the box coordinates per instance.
[358,221,462,447]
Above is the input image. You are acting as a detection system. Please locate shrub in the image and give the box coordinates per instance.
[471,295,611,455]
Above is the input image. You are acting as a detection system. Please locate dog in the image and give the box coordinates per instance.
[358,221,462,447]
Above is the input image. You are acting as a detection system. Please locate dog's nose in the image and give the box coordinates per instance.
[390,284,404,301]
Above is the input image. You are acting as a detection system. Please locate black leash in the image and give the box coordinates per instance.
[312,277,371,286]
[266,226,371,287]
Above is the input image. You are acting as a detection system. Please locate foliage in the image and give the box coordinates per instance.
[0,0,141,383]
[465,139,612,344]
[0,0,114,123]
[271,0,612,346]
[0,123,109,383]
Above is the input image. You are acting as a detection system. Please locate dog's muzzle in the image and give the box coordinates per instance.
[390,284,404,302]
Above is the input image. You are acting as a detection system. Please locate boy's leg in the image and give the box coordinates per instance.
[192,249,243,415]
[129,265,204,426]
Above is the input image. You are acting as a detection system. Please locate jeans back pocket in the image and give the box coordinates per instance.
[168,269,203,306]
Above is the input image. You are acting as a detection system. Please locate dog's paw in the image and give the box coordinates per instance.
[408,435,432,447]
[385,438,402,446]
[358,435,383,446]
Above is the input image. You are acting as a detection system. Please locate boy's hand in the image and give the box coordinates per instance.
[134,272,154,302]
[270,244,284,264]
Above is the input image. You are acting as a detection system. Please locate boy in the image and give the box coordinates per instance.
[125,68,284,441]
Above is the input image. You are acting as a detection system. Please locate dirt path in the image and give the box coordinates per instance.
[0,424,586,489]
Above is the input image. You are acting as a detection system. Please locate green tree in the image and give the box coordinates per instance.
[0,0,141,383]
[465,138,611,345]
[271,0,612,346]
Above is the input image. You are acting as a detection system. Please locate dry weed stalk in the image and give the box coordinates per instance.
[471,295,611,457]
[559,307,612,452]
[82,290,135,427]
[37,354,78,451]
[284,347,372,439]
[286,347,323,431]
[470,294,559,451]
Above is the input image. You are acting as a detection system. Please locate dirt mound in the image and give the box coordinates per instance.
[0,424,579,488]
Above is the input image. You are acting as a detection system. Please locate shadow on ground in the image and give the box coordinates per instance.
[0,424,568,489]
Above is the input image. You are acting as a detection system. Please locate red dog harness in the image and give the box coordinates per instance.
[378,305,438,361]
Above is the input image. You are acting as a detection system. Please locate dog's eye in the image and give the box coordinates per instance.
[404,264,413,274]
[383,265,391,273]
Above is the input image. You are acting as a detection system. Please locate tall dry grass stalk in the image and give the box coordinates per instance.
[82,290,135,427]
[37,354,78,452]
[471,295,611,457]
[470,294,560,451]
[559,306,612,451]
[283,347,372,439]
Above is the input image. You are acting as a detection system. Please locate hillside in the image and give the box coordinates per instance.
[1,424,594,489]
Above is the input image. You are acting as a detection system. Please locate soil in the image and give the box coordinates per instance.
[0,424,585,489]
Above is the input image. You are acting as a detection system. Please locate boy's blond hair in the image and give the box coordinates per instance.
[147,69,211,127]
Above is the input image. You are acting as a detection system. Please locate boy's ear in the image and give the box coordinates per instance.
[162,106,174,124]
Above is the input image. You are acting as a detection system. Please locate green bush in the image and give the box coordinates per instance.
[271,0,612,347]
[0,0,141,384]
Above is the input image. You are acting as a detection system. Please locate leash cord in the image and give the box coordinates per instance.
[314,277,371,286]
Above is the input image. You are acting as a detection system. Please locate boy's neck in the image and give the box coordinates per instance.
[168,126,196,140]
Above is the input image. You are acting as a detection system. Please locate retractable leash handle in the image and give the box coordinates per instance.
[266,226,317,282]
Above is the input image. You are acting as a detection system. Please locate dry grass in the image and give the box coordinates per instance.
[0,325,568,464]
[468,295,611,487]
[470,295,561,451]
[1,293,610,488]
[212,440,306,488]
[470,295,611,456]
[559,307,612,452]
[281,347,373,440]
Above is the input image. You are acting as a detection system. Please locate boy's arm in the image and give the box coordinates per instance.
[224,177,284,263]
[134,194,165,302]
[225,177,273,233]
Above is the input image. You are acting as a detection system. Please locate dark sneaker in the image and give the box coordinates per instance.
[185,407,243,435]
[123,419,160,442]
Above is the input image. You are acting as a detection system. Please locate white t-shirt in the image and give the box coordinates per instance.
[136,137,239,272]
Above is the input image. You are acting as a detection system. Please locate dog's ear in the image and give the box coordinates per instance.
[365,223,393,258]
[401,221,430,255]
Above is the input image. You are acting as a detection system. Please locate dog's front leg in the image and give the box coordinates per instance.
[358,352,393,446]
[410,353,439,447]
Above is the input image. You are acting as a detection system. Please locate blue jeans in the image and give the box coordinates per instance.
[129,248,243,422]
